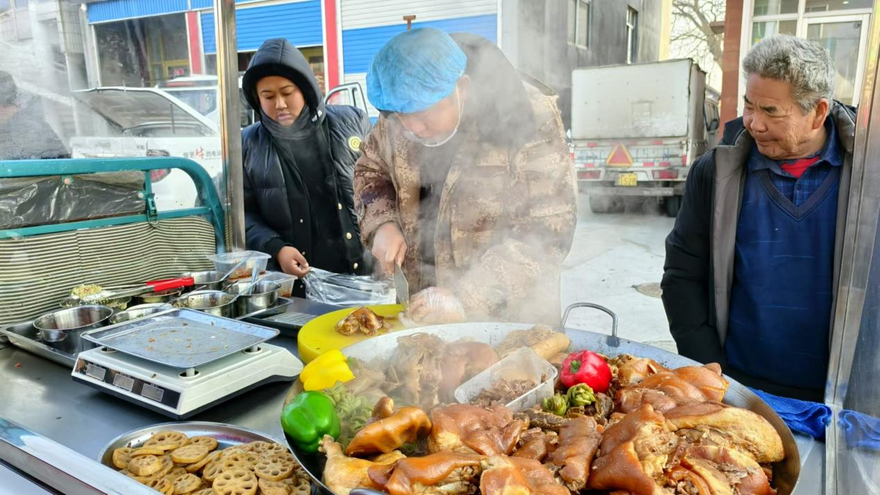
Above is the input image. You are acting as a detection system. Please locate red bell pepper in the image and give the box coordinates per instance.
[560,350,612,393]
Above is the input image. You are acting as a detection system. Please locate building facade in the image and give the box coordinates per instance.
[80,0,668,123]
[501,0,668,128]
[722,0,874,124]
[82,0,497,117]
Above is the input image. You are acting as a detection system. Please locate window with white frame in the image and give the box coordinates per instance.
[568,0,590,48]
[626,7,638,64]
[747,0,874,106]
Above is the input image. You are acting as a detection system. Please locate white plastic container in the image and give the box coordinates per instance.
[454,347,558,413]
[206,251,271,281]
[259,271,298,298]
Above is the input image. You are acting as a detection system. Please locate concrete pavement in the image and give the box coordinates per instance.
[561,194,678,353]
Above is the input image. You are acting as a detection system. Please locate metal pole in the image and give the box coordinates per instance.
[214,0,246,251]
[823,3,880,494]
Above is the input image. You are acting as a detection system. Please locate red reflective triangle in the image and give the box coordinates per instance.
[606,144,633,166]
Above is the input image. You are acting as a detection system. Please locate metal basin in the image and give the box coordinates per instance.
[285,323,802,495]
[110,303,173,324]
[173,290,236,318]
[33,305,113,354]
[97,421,285,466]
[182,270,227,291]
[226,280,280,317]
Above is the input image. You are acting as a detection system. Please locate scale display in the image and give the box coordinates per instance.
[74,358,181,409]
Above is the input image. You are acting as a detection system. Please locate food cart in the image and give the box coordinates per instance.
[0,0,879,493]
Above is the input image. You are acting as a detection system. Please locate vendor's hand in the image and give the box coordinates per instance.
[371,222,407,274]
[405,287,466,325]
[277,246,310,278]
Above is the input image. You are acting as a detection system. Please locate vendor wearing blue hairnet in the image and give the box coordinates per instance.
[354,28,577,325]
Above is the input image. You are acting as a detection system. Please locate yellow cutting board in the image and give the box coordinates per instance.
[297,304,404,364]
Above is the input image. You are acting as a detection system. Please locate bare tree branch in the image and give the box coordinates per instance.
[671,0,725,72]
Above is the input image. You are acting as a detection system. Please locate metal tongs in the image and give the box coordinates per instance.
[71,277,194,305]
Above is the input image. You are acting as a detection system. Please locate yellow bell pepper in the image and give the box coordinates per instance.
[300,349,355,391]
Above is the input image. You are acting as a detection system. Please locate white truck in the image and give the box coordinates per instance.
[70,87,223,211]
[571,59,720,217]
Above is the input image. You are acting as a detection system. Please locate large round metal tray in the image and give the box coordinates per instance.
[97,421,284,466]
[286,323,801,495]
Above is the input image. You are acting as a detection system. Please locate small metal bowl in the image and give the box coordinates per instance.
[182,270,227,291]
[135,288,183,305]
[226,280,280,316]
[110,303,173,324]
[173,290,236,318]
[34,305,113,353]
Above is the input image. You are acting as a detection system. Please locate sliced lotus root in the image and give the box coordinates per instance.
[186,449,222,473]
[121,468,161,484]
[145,478,173,495]
[145,431,187,451]
[252,442,289,458]
[184,436,219,451]
[212,469,258,495]
[164,467,187,483]
[282,476,310,495]
[171,444,209,464]
[221,445,250,457]
[267,451,296,465]
[112,447,134,469]
[128,455,163,477]
[221,452,260,472]
[131,446,167,457]
[158,454,175,476]
[258,478,290,495]
[171,473,201,494]
[254,456,294,482]
[191,490,213,495]
[202,456,226,483]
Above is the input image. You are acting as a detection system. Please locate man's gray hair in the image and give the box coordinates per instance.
[743,34,835,114]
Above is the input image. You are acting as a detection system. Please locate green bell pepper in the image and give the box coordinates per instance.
[281,391,341,453]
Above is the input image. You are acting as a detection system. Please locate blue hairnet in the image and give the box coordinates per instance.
[367,28,467,114]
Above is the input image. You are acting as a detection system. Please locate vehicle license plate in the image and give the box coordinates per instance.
[616,173,638,187]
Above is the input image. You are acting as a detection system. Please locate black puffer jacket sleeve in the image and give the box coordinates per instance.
[242,125,286,256]
[661,150,726,365]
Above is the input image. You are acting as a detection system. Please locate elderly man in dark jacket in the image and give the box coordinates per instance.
[661,35,856,401]
[242,38,371,285]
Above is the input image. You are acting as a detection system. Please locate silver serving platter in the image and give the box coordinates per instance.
[97,421,284,466]
[288,323,801,495]
[81,308,279,369]
[0,320,86,367]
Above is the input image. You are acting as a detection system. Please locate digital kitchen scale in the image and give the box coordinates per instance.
[71,309,303,419]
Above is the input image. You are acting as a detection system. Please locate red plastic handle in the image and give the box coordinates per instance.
[147,277,194,292]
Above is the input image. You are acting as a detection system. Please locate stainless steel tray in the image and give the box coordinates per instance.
[81,308,280,369]
[236,297,295,321]
[0,320,81,367]
[97,421,284,465]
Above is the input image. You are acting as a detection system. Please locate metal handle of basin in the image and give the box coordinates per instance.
[350,490,388,495]
[562,302,619,338]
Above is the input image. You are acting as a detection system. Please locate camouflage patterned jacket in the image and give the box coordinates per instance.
[354,83,577,324]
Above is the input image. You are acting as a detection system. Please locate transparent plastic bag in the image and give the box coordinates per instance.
[304,267,395,306]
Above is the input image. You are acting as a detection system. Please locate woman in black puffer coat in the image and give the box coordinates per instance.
[242,38,371,290]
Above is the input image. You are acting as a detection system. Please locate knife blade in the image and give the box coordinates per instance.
[393,264,409,306]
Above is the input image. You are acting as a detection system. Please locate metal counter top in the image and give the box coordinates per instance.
[0,336,296,462]
[0,333,826,494]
